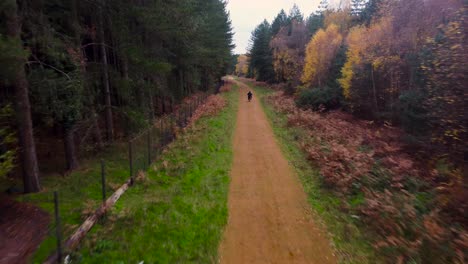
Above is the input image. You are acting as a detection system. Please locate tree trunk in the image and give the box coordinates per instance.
[170,97,174,112]
[99,2,114,142]
[92,110,103,150]
[64,127,79,171]
[6,2,41,192]
[122,55,129,80]
[371,65,378,111]
[148,88,155,120]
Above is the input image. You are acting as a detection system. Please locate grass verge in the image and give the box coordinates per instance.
[67,89,238,263]
[27,142,134,263]
[250,83,375,264]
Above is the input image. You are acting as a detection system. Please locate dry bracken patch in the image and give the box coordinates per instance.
[187,95,226,127]
[266,91,467,263]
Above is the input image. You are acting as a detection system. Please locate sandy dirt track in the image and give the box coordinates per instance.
[219,79,337,264]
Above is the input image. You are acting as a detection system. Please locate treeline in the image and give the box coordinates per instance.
[0,0,234,192]
[246,0,466,165]
[245,1,466,262]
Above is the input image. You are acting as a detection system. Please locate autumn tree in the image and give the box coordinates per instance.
[235,54,249,77]
[270,20,308,83]
[422,9,467,161]
[339,16,396,116]
[324,9,353,33]
[302,24,343,88]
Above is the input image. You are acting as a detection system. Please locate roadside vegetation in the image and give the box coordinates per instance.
[240,0,466,263]
[251,82,373,263]
[249,80,465,263]
[72,89,238,263]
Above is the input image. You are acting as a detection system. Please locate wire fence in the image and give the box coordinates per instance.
[19,93,209,263]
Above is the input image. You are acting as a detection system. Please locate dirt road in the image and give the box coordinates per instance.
[219,79,337,264]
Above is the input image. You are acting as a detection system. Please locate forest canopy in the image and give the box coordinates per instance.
[242,1,467,262]
[245,0,466,164]
[0,0,234,192]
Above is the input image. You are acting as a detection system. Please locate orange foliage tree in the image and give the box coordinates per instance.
[302,24,343,88]
[323,9,353,33]
[339,17,394,112]
[270,20,308,83]
[235,54,249,77]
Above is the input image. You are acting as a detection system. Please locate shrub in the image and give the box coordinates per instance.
[398,90,429,135]
[296,85,342,111]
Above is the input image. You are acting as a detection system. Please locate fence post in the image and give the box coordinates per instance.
[128,140,134,184]
[189,102,192,117]
[101,160,106,204]
[53,191,62,264]
[147,129,152,166]
[170,114,175,140]
[160,119,164,146]
[165,118,170,143]
[178,111,181,127]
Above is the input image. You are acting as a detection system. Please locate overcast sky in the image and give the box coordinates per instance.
[226,0,324,54]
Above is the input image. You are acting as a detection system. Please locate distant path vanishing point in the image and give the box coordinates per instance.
[219,78,337,264]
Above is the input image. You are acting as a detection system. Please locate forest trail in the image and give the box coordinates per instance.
[219,79,337,264]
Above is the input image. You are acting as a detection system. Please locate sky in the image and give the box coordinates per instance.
[226,0,324,54]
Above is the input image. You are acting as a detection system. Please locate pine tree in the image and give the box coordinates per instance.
[306,13,324,37]
[248,20,275,82]
[1,0,40,192]
[289,4,304,23]
[271,9,289,36]
[317,0,329,15]
[0,0,234,190]
[351,0,367,16]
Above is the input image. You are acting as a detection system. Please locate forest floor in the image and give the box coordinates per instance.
[0,196,49,264]
[219,78,337,264]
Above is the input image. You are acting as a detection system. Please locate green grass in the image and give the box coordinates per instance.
[25,142,135,263]
[16,90,235,263]
[250,83,375,263]
[64,89,238,263]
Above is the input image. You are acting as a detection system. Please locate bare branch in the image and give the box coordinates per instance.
[27,55,72,81]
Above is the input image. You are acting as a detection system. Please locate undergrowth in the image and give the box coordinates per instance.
[251,84,374,264]
[250,81,466,264]
[27,143,133,263]
[70,88,238,263]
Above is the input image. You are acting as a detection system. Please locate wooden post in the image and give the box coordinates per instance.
[53,191,62,263]
[147,130,151,165]
[189,102,192,117]
[101,160,106,203]
[170,114,175,140]
[44,179,133,264]
[160,118,164,145]
[128,140,133,184]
